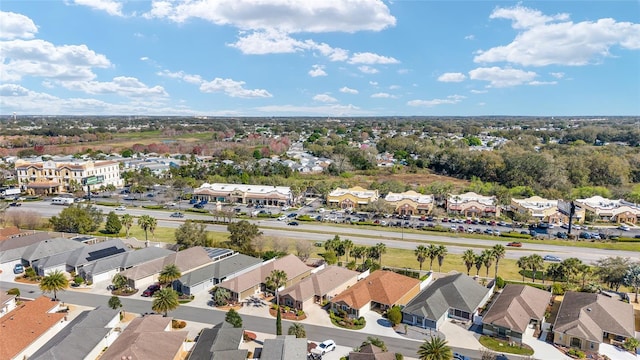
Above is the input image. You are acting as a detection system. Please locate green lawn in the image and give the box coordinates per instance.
[479,335,534,356]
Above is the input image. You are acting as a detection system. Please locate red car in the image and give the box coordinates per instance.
[142,284,161,297]
[507,242,523,247]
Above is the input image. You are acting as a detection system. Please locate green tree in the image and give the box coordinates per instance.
[265,269,288,307]
[517,256,529,282]
[481,249,494,278]
[121,214,134,238]
[276,306,282,335]
[386,305,402,326]
[462,249,476,276]
[151,288,179,316]
[546,263,566,283]
[427,244,438,271]
[562,257,584,285]
[595,256,631,291]
[623,338,640,353]
[527,254,544,283]
[415,245,428,272]
[225,308,243,328]
[39,270,69,300]
[435,245,447,272]
[287,323,306,338]
[474,254,484,276]
[491,244,506,279]
[623,264,640,303]
[138,215,156,241]
[417,337,452,360]
[227,220,262,254]
[342,239,354,263]
[159,264,182,288]
[175,220,210,249]
[112,273,127,290]
[104,211,122,234]
[375,242,387,266]
[49,204,103,234]
[108,295,123,315]
[351,246,366,266]
[361,337,387,352]
[212,287,231,306]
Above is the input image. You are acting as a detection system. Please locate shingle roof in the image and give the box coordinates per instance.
[120,246,212,281]
[0,232,55,262]
[349,344,396,360]
[82,246,174,276]
[482,284,551,333]
[0,296,65,360]
[330,270,420,309]
[260,335,308,360]
[100,315,188,360]
[402,273,491,321]
[21,237,86,262]
[553,291,635,343]
[279,265,359,302]
[188,322,247,360]
[179,253,262,287]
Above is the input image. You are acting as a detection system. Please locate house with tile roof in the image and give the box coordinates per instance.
[278,265,360,311]
[0,226,27,241]
[0,296,67,360]
[188,322,247,360]
[401,273,493,330]
[0,291,17,318]
[217,254,312,303]
[330,270,421,318]
[177,252,263,295]
[482,284,552,343]
[552,291,635,352]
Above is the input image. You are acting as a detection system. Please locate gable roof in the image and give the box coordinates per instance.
[402,273,491,321]
[349,344,396,360]
[553,291,634,343]
[0,226,25,240]
[482,284,551,333]
[0,296,65,360]
[179,253,262,287]
[33,238,129,271]
[330,270,420,309]
[188,322,247,360]
[279,265,359,302]
[82,246,174,276]
[261,335,307,360]
[21,237,86,262]
[120,246,212,280]
[0,232,55,262]
[100,315,188,360]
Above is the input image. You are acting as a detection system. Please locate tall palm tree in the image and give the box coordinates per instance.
[474,254,484,276]
[159,264,182,288]
[415,245,428,272]
[351,246,366,266]
[427,244,438,271]
[435,245,447,272]
[517,256,529,282]
[138,215,155,241]
[40,270,69,301]
[528,254,544,283]
[121,214,134,238]
[546,263,566,283]
[491,244,506,279]
[265,269,288,307]
[578,264,592,288]
[342,239,354,263]
[561,258,582,285]
[462,249,475,276]
[148,216,158,240]
[152,288,179,316]
[417,337,452,360]
[375,242,387,266]
[481,249,494,278]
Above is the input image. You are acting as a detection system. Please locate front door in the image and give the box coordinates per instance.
[571,337,582,348]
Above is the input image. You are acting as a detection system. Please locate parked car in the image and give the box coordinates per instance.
[507,242,522,247]
[287,213,298,218]
[453,353,471,360]
[312,340,336,355]
[170,212,184,218]
[277,215,287,221]
[142,284,161,297]
[543,255,562,262]
[579,232,592,239]
[556,232,568,239]
[13,264,24,274]
[189,198,198,204]
[193,203,205,209]
[115,205,126,211]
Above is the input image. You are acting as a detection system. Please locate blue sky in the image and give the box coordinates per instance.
[1,0,639,116]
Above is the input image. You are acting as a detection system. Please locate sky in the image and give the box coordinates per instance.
[1,0,639,117]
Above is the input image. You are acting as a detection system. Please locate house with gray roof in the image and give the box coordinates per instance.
[177,253,263,295]
[79,246,173,284]
[482,284,551,343]
[21,237,85,266]
[30,306,120,360]
[401,273,493,330]
[0,232,54,267]
[188,322,247,360]
[553,291,635,352]
[278,265,360,311]
[259,335,307,360]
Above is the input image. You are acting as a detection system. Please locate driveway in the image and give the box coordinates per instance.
[361,311,405,338]
[599,343,638,360]
[439,319,482,348]
[522,326,571,360]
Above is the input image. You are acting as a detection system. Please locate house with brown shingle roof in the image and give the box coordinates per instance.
[482,284,552,343]
[330,270,421,318]
[278,265,360,311]
[349,344,396,360]
[217,254,312,302]
[0,296,67,360]
[100,315,188,360]
[0,226,26,241]
[553,291,635,352]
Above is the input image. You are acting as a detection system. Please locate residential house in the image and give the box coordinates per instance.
[331,270,421,318]
[259,335,307,360]
[348,344,396,360]
[79,246,174,284]
[217,254,312,303]
[401,273,493,330]
[482,284,552,343]
[278,265,360,311]
[553,291,635,352]
[100,315,189,360]
[188,322,248,360]
[574,196,640,224]
[511,196,585,224]
[194,183,292,206]
[177,253,263,295]
[327,186,379,209]
[0,226,27,241]
[384,190,434,215]
[0,296,67,360]
[21,237,86,267]
[0,232,54,268]
[30,306,121,360]
[0,291,17,318]
[446,192,500,218]
[119,246,213,289]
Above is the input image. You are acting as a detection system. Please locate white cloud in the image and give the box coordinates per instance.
[528,80,557,86]
[468,67,537,87]
[475,5,640,66]
[0,11,38,40]
[229,29,307,54]
[140,56,149,61]
[157,69,204,84]
[464,34,475,40]
[437,72,467,82]
[470,89,488,94]
[339,86,358,94]
[371,92,397,99]
[389,85,400,90]
[143,0,396,33]
[309,64,327,77]
[358,66,379,74]
[72,0,124,17]
[313,94,338,103]
[397,69,409,74]
[369,81,378,86]
[256,103,366,116]
[61,76,169,97]
[312,42,349,61]
[348,52,399,65]
[0,39,110,82]
[550,72,565,79]
[200,78,272,98]
[407,95,465,107]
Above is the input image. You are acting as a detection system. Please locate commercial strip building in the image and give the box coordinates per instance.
[327,186,379,209]
[510,196,585,224]
[574,195,640,224]
[193,183,293,206]
[446,192,500,218]
[384,190,434,215]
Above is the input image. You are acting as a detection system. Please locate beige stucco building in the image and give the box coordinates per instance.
[446,192,500,218]
[511,196,585,224]
[384,190,434,215]
[574,196,640,224]
[327,186,379,209]
[194,183,293,206]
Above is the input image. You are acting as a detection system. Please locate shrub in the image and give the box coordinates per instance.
[387,306,402,326]
[171,319,187,329]
[499,232,531,239]
[74,275,84,285]
[395,354,404,360]
[495,276,506,289]
[552,283,565,295]
[568,348,586,358]
[7,288,20,296]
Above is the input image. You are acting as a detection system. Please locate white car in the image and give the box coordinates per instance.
[115,205,126,211]
[312,340,336,355]
[618,225,630,231]
[277,215,287,221]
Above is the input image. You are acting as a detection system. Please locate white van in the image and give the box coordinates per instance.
[51,197,74,205]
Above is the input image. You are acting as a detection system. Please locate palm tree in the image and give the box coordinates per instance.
[351,246,366,266]
[474,254,483,276]
[546,263,566,283]
[152,288,179,316]
[417,337,452,360]
[121,214,134,238]
[481,249,493,278]
[415,245,428,272]
[148,216,158,240]
[375,242,387,266]
[578,264,592,288]
[528,254,544,283]
[427,244,438,271]
[287,323,306,338]
[462,249,475,276]
[112,273,127,290]
[265,269,288,307]
[159,264,182,288]
[342,239,354,263]
[561,258,582,285]
[435,245,447,272]
[138,215,155,241]
[212,287,231,306]
[517,256,529,282]
[491,244,506,279]
[40,270,69,301]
